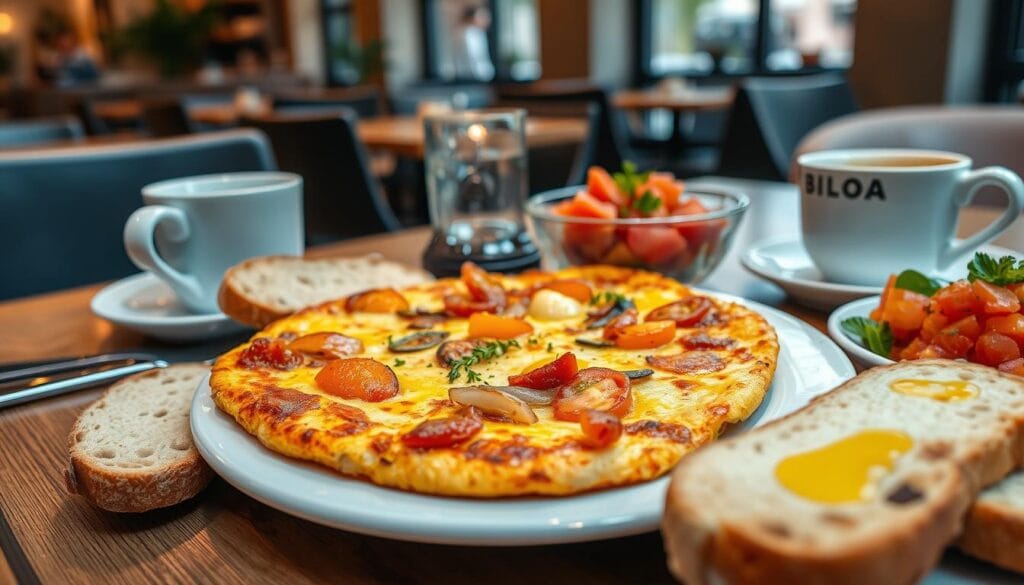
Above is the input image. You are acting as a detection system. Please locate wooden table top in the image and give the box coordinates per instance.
[357,115,589,159]
[1,178,1021,584]
[612,88,734,112]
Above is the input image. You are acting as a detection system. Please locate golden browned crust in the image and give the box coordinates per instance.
[958,499,1024,574]
[217,265,289,328]
[210,266,780,497]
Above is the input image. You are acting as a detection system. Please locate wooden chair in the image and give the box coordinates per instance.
[716,75,858,181]
[0,116,84,149]
[0,130,275,300]
[243,111,402,245]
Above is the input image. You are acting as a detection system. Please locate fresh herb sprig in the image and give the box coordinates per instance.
[612,161,663,217]
[840,317,893,358]
[632,191,662,213]
[968,252,1024,286]
[893,270,944,297]
[589,290,628,306]
[447,339,520,383]
[612,161,648,199]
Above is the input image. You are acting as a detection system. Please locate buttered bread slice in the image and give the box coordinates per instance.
[958,471,1024,573]
[662,359,1024,585]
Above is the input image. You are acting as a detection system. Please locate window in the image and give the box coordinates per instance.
[985,0,1024,101]
[423,0,540,82]
[639,0,856,80]
[321,0,356,86]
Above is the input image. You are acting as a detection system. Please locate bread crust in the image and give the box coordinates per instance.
[958,490,1024,573]
[65,364,214,513]
[662,359,1024,585]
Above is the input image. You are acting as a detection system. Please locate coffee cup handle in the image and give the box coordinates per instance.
[940,166,1024,269]
[123,205,204,308]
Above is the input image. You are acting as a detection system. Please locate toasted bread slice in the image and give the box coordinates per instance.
[65,363,213,512]
[218,255,434,328]
[958,472,1024,573]
[662,359,1024,585]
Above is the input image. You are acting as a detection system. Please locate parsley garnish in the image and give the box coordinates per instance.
[612,161,649,199]
[447,339,520,383]
[589,290,628,306]
[840,317,893,358]
[633,190,662,213]
[546,342,553,352]
[894,270,943,297]
[392,358,406,367]
[967,252,1024,286]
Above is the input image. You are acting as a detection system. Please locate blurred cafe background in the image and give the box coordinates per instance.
[0,0,1016,300]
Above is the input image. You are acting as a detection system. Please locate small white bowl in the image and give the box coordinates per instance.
[827,296,895,369]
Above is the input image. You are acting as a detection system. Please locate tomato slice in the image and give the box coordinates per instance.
[563,223,617,264]
[587,167,626,206]
[601,308,639,340]
[998,357,1024,376]
[579,409,623,449]
[552,368,632,422]
[625,226,688,265]
[1009,283,1024,305]
[899,338,929,360]
[238,337,302,370]
[461,262,507,306]
[288,332,363,359]
[972,280,1022,315]
[345,288,410,313]
[975,331,1022,366]
[942,315,982,340]
[646,297,713,327]
[919,312,949,343]
[508,352,578,389]
[931,280,978,320]
[557,190,618,219]
[539,279,593,304]
[985,313,1024,347]
[614,321,677,349]
[315,358,399,402]
[467,312,533,339]
[444,294,499,317]
[674,197,725,250]
[401,416,483,448]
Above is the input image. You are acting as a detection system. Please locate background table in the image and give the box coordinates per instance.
[1,178,1021,584]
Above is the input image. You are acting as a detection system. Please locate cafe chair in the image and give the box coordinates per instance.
[497,80,629,172]
[142,97,195,138]
[717,75,858,181]
[388,83,495,115]
[243,111,402,245]
[793,105,1024,207]
[273,86,383,118]
[0,115,85,150]
[0,129,276,300]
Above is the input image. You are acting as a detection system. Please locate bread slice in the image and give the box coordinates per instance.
[218,255,434,328]
[957,471,1024,573]
[662,359,1024,585]
[65,363,214,513]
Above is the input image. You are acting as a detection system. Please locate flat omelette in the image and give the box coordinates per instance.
[210,265,779,497]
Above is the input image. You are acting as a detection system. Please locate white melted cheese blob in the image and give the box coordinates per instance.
[528,289,584,321]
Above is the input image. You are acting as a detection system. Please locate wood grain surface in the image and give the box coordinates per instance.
[0,179,1018,584]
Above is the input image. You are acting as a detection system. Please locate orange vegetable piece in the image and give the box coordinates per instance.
[919,312,949,343]
[345,288,410,313]
[467,312,534,339]
[315,358,399,402]
[1008,283,1024,305]
[614,321,677,349]
[941,315,982,341]
[881,289,930,342]
[975,331,1021,366]
[899,338,929,360]
[998,357,1024,376]
[972,280,1021,314]
[985,313,1024,347]
[872,275,897,322]
[930,280,978,320]
[587,167,626,206]
[540,279,593,303]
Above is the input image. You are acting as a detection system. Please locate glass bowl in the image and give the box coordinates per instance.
[525,185,749,283]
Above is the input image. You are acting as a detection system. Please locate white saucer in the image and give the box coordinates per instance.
[742,238,1019,311]
[91,272,247,342]
[191,293,855,546]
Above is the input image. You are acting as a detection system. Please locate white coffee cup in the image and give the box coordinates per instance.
[124,172,304,314]
[797,148,1024,286]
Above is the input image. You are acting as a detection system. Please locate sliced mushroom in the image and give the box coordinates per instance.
[494,385,554,406]
[449,386,539,424]
[389,331,450,353]
[584,298,636,329]
[575,337,615,348]
[622,368,654,380]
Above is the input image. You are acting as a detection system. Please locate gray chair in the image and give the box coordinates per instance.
[0,129,275,300]
[0,116,85,150]
[717,75,858,181]
[273,86,383,118]
[793,106,1024,190]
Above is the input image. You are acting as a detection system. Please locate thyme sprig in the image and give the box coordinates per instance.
[447,339,520,383]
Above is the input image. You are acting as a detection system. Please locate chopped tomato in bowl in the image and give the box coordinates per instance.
[526,163,748,284]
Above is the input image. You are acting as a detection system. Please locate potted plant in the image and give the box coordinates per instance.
[113,0,221,79]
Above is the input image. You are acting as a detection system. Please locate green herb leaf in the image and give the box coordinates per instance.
[633,190,662,214]
[611,160,649,203]
[589,291,628,306]
[840,316,893,358]
[893,270,943,297]
[392,358,406,367]
[446,339,520,383]
[967,252,1024,285]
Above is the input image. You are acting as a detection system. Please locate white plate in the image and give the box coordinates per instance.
[827,296,893,369]
[191,294,855,546]
[91,272,247,342]
[742,238,1019,311]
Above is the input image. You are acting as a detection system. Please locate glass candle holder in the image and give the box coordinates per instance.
[422,109,540,276]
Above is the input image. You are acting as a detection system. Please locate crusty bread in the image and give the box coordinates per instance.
[958,472,1024,573]
[218,255,434,328]
[662,359,1024,585]
[65,363,214,513]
